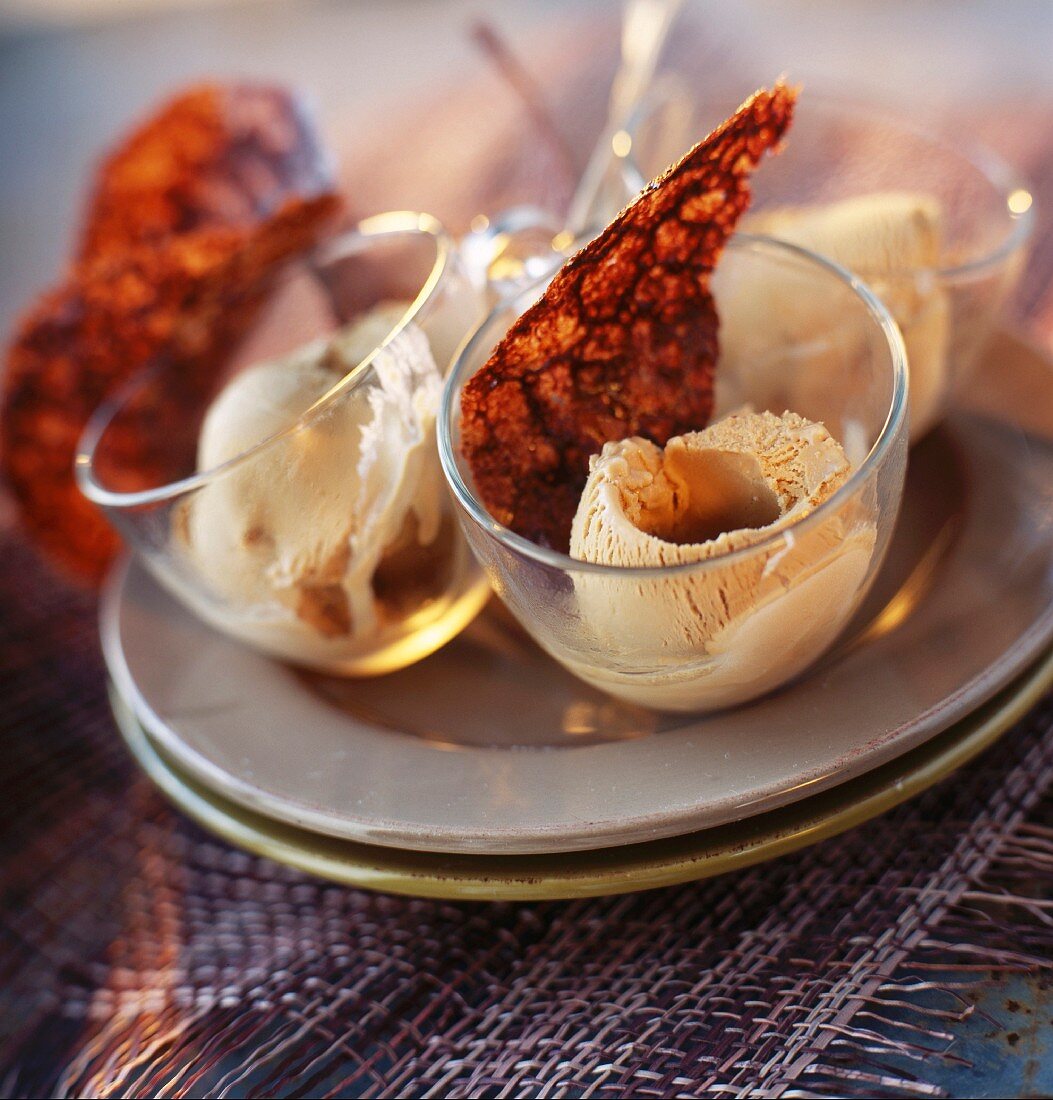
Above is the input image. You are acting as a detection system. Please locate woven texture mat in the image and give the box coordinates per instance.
[2,103,1053,1097]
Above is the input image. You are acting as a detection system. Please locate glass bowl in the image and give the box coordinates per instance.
[620,91,1033,440]
[439,235,909,712]
[77,212,491,675]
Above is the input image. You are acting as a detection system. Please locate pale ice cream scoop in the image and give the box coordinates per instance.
[176,306,448,656]
[732,192,948,439]
[568,411,876,710]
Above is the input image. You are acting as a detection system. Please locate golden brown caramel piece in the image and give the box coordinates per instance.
[80,83,337,259]
[1,83,340,582]
[460,82,797,550]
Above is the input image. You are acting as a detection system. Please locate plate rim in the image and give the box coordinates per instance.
[103,508,1053,856]
[111,645,1053,902]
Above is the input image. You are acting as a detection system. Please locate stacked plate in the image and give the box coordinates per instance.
[106,331,1053,901]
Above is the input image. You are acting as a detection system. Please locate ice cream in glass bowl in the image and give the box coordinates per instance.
[440,233,908,712]
[77,212,490,675]
[620,91,1033,440]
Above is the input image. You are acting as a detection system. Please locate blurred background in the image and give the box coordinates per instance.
[1,0,1052,348]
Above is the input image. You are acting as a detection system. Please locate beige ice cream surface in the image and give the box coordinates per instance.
[176,305,452,661]
[568,411,876,710]
[750,192,941,273]
[730,192,948,439]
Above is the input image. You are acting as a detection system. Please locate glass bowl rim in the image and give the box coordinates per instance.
[76,210,454,510]
[619,87,1035,283]
[438,232,909,579]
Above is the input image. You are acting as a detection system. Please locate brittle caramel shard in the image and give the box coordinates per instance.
[459,82,797,551]
[80,83,337,259]
[1,83,340,582]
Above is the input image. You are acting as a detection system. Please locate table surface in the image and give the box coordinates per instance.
[1,3,1052,1097]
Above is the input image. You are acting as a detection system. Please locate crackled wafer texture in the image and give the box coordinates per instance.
[460,82,797,550]
[1,83,340,582]
[80,83,337,259]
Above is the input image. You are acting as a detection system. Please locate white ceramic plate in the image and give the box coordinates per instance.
[103,332,1053,855]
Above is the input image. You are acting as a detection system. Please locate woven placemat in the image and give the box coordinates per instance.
[2,101,1053,1098]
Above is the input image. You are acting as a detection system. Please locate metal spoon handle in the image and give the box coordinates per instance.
[564,0,684,237]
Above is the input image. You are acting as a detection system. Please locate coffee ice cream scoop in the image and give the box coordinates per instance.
[741,192,948,439]
[568,411,877,710]
[179,305,445,648]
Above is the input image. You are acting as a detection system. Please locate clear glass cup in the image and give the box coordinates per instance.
[619,90,1034,439]
[439,235,909,712]
[77,212,491,675]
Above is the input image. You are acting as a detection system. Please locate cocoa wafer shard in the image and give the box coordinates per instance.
[459,82,798,551]
[1,83,340,582]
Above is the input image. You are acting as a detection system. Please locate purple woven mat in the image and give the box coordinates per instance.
[3,102,1053,1098]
